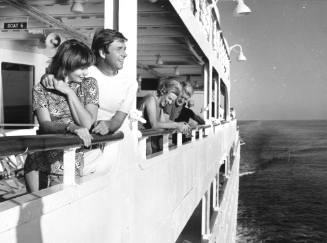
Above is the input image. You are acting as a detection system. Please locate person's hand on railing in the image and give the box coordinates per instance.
[200,104,210,113]
[176,122,191,135]
[92,120,110,135]
[188,120,198,129]
[210,117,220,126]
[129,110,146,124]
[67,123,93,147]
[184,125,193,138]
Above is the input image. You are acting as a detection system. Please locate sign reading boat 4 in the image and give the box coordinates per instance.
[4,22,27,29]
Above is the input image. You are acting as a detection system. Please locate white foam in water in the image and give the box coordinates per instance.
[239,171,255,177]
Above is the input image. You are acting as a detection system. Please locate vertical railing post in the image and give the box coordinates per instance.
[205,126,212,136]
[138,137,147,159]
[208,63,213,119]
[203,64,209,120]
[177,132,182,147]
[199,128,203,140]
[213,172,219,211]
[202,189,211,240]
[225,157,230,179]
[63,147,77,186]
[218,70,222,121]
[191,130,196,142]
[214,76,218,120]
[163,134,169,152]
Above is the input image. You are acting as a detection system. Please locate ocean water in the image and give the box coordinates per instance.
[237,120,327,242]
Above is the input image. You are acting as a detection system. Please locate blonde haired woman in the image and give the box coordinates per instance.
[138,79,190,153]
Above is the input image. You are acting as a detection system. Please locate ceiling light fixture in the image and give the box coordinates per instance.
[229,44,247,61]
[137,74,142,82]
[71,0,84,13]
[156,55,163,65]
[174,66,180,76]
[233,0,252,16]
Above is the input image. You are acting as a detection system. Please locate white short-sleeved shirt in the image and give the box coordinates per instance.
[87,66,138,130]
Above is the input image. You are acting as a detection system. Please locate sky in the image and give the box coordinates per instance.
[219,0,327,120]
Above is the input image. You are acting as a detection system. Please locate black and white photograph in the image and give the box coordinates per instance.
[0,0,326,242]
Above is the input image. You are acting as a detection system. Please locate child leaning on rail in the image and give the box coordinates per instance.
[24,39,99,192]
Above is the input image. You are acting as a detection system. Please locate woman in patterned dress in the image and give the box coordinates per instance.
[24,39,99,192]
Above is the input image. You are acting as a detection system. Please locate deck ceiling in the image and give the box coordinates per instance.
[0,0,204,79]
[0,0,104,54]
[137,0,204,80]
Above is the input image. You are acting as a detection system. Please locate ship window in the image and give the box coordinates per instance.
[1,62,34,128]
[212,70,219,118]
[219,163,227,205]
[219,80,227,120]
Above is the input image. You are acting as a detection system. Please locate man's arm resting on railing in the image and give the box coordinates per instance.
[92,111,128,135]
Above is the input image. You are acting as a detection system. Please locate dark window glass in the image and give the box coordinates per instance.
[220,80,226,120]
[1,62,34,129]
[141,78,159,90]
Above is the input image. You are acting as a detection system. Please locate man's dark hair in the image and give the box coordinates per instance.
[91,29,127,60]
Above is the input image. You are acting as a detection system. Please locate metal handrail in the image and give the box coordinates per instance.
[0,132,124,157]
[140,124,213,138]
[0,123,38,127]
[140,128,175,137]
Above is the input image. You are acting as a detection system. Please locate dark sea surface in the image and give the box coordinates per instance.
[237,120,327,242]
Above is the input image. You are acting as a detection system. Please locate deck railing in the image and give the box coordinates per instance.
[0,120,239,242]
[0,132,124,186]
[139,124,213,159]
[0,120,236,193]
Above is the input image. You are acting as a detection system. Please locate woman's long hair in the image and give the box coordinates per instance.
[157,79,182,97]
[47,39,95,80]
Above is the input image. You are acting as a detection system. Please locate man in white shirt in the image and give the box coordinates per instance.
[89,29,137,134]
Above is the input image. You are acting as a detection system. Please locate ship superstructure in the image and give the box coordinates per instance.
[0,0,241,242]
